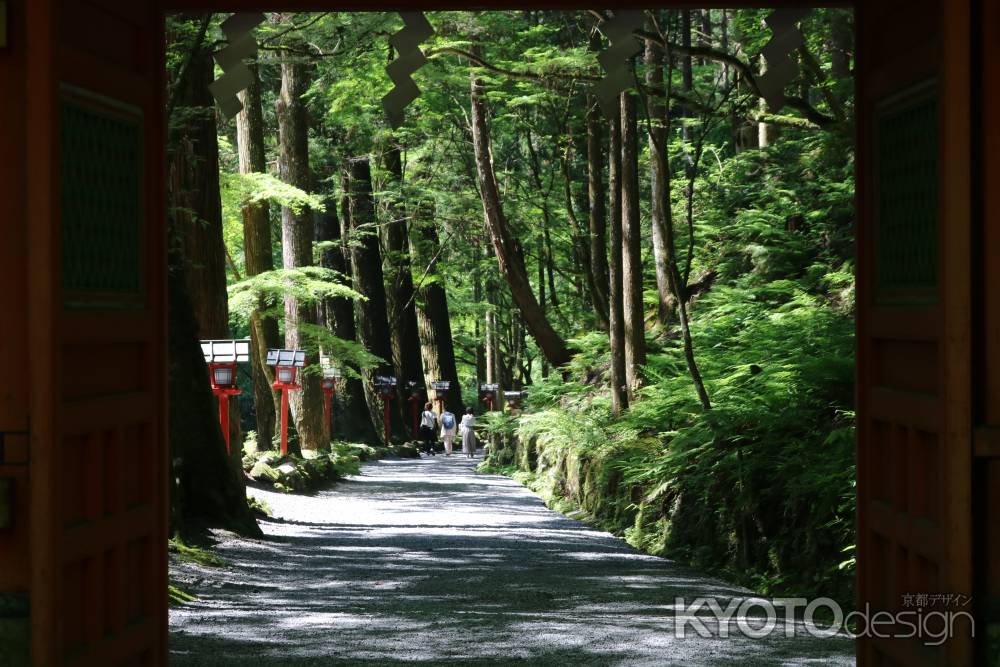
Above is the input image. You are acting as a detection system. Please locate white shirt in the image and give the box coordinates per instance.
[421,410,437,429]
[460,414,475,433]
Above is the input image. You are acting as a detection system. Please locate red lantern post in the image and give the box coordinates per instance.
[479,383,498,411]
[322,376,337,436]
[431,380,451,415]
[200,339,251,454]
[504,390,528,412]
[267,349,305,455]
[375,375,397,445]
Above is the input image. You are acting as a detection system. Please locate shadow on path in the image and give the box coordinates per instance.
[169,456,855,666]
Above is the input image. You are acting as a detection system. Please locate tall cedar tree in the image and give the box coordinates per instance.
[236,60,281,449]
[645,33,675,328]
[620,89,646,397]
[382,143,427,425]
[469,49,572,369]
[346,157,406,442]
[607,98,629,415]
[170,32,241,459]
[410,202,464,414]
[585,48,610,327]
[276,58,328,451]
[331,188,382,442]
[166,24,257,534]
[649,44,713,412]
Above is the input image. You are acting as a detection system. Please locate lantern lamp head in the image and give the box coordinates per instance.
[375,375,397,398]
[200,339,249,392]
[267,348,306,389]
[212,365,235,388]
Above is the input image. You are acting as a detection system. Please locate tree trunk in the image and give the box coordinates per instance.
[586,87,610,330]
[333,188,381,443]
[276,59,327,452]
[649,63,714,413]
[169,37,242,458]
[346,157,405,443]
[409,202,464,414]
[620,90,646,398]
[165,30,256,535]
[757,56,777,148]
[236,60,280,451]
[645,34,674,329]
[469,50,572,369]
[167,250,260,537]
[474,257,487,387]
[381,144,426,417]
[829,10,852,80]
[607,99,628,416]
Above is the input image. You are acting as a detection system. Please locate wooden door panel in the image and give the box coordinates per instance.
[24,1,167,664]
[857,0,972,665]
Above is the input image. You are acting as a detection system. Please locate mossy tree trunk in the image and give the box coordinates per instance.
[168,31,242,460]
[381,143,426,424]
[346,157,405,443]
[165,30,256,532]
[607,98,629,416]
[410,202,464,414]
[237,60,280,451]
[276,57,328,452]
[620,88,646,399]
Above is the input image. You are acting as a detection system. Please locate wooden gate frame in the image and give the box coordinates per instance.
[0,0,987,665]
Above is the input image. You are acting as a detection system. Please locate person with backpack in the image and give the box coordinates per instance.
[439,409,457,455]
[459,407,477,458]
[419,402,437,456]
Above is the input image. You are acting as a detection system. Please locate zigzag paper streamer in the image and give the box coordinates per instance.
[382,12,434,128]
[757,9,812,112]
[210,12,266,119]
[592,10,645,119]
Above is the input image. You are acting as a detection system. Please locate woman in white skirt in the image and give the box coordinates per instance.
[460,407,477,458]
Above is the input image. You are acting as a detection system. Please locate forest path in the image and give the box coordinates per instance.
[169,456,855,666]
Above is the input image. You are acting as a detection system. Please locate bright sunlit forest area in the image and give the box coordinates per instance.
[165,6,856,624]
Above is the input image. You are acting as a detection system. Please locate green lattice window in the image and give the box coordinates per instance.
[60,98,143,300]
[876,89,938,295]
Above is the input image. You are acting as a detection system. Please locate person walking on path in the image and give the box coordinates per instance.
[440,409,457,455]
[419,402,437,456]
[460,407,477,458]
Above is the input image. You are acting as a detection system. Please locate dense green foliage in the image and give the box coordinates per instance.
[482,128,855,605]
[181,8,855,603]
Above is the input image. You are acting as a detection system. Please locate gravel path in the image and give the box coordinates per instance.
[169,455,855,666]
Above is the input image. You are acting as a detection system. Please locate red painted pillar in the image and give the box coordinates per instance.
[279,388,289,456]
[219,394,231,453]
[325,393,332,433]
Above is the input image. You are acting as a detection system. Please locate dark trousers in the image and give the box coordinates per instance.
[420,425,435,452]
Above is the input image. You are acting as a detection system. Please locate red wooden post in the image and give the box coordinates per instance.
[219,393,231,453]
[322,375,337,439]
[279,388,290,456]
[325,393,332,432]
